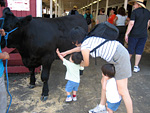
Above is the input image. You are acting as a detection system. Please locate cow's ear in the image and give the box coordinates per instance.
[16,15,32,27]
[3,7,14,16]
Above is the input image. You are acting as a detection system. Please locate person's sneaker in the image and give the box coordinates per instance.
[133,66,140,72]
[88,105,106,113]
[65,97,72,102]
[72,96,77,101]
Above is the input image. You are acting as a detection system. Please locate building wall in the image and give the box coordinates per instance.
[0,0,36,17]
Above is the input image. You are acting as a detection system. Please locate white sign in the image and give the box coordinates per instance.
[7,0,30,11]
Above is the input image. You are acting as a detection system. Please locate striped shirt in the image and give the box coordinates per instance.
[81,36,119,62]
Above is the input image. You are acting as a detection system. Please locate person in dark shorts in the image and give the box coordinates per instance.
[125,0,150,72]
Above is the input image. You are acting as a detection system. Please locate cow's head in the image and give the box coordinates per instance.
[2,7,32,32]
[1,7,32,48]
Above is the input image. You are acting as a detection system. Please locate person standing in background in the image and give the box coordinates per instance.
[114,7,130,45]
[97,8,108,24]
[108,8,116,24]
[68,6,79,15]
[84,8,93,32]
[125,0,150,73]
[62,10,67,16]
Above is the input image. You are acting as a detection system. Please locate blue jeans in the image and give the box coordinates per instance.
[0,74,7,113]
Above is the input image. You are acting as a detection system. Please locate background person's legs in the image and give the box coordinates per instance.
[116,78,133,113]
[135,54,141,66]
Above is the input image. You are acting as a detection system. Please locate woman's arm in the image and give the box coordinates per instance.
[60,46,81,57]
[96,19,99,24]
[125,17,130,25]
[125,20,135,43]
[113,16,118,25]
[81,49,90,67]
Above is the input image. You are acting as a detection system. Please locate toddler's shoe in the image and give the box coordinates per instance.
[65,97,72,102]
[133,66,140,73]
[72,96,77,101]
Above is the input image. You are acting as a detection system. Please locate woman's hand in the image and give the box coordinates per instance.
[125,34,128,43]
[60,46,81,57]
[60,51,68,57]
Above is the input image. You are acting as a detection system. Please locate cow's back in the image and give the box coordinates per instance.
[26,15,88,52]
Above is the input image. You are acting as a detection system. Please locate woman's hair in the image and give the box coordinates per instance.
[117,7,126,16]
[71,52,83,64]
[101,64,115,78]
[69,26,87,44]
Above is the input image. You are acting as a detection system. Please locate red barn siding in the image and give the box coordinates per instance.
[0,0,36,17]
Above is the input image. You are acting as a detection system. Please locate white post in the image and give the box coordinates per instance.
[147,0,150,11]
[105,0,109,15]
[36,0,42,17]
[62,1,64,16]
[124,0,128,10]
[58,0,61,17]
[50,0,53,18]
[96,0,99,21]
[55,0,57,18]
[91,0,93,14]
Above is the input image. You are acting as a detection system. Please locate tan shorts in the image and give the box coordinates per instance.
[108,43,132,80]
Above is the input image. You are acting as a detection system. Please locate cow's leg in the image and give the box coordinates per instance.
[40,61,53,101]
[29,68,36,89]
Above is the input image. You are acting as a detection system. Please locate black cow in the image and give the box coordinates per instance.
[1,7,88,101]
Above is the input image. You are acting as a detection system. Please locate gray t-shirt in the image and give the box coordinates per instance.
[97,14,108,24]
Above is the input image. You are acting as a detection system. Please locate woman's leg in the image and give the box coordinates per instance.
[88,77,107,112]
[100,77,107,105]
[116,78,133,113]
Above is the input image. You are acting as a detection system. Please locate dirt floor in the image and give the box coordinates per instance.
[5,31,150,113]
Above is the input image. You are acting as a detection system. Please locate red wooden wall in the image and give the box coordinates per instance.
[0,0,36,17]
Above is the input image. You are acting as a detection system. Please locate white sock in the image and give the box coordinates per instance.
[98,104,106,110]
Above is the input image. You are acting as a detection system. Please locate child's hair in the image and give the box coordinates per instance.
[69,26,87,44]
[71,52,83,64]
[100,8,105,13]
[101,64,115,78]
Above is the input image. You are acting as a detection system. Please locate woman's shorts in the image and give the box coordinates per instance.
[128,37,147,55]
[65,80,79,92]
[108,43,132,80]
[107,100,121,111]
